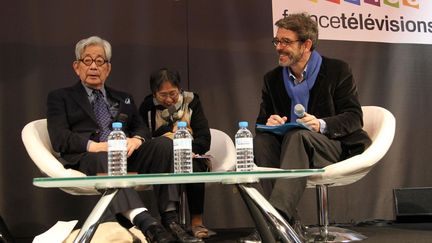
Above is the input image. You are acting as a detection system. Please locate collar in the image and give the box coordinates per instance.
[82,82,107,98]
[288,65,308,85]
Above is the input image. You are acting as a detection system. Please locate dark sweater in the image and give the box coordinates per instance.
[139,92,211,155]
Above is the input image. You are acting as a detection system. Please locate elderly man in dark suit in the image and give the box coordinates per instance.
[253,13,372,240]
[46,36,199,243]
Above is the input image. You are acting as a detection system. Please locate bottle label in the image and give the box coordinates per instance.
[236,137,253,149]
[173,138,192,149]
[108,140,127,151]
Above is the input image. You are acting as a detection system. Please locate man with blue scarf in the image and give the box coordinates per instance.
[254,13,372,239]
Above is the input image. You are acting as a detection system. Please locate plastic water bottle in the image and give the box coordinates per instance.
[107,122,127,176]
[173,121,193,173]
[235,121,254,172]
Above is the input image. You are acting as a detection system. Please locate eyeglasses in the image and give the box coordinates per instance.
[156,90,180,100]
[272,38,301,47]
[78,56,109,67]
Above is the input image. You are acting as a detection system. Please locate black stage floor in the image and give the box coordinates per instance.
[205,222,432,243]
[9,222,432,242]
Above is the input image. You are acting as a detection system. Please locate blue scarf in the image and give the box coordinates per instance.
[283,50,322,122]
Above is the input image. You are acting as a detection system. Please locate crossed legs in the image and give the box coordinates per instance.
[254,129,343,220]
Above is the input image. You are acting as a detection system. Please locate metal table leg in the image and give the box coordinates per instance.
[179,184,187,227]
[0,214,14,243]
[73,189,118,243]
[237,184,302,243]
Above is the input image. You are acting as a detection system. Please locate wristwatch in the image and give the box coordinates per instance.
[133,135,145,143]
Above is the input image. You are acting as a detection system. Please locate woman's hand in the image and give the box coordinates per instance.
[126,137,143,157]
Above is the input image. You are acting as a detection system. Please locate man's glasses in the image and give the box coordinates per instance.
[156,90,180,100]
[78,56,109,67]
[272,38,301,47]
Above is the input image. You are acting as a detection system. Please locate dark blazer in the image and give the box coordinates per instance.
[256,56,371,157]
[47,81,150,158]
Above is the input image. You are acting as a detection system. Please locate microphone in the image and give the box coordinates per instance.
[161,105,178,122]
[167,105,177,122]
[167,105,177,116]
[294,104,305,118]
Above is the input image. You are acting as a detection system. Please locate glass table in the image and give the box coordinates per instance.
[33,169,324,243]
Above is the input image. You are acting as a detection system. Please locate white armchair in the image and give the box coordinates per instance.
[23,119,159,242]
[21,119,98,195]
[207,128,236,172]
[306,106,396,242]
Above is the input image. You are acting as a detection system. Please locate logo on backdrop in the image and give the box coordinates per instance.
[308,0,419,9]
[272,0,431,44]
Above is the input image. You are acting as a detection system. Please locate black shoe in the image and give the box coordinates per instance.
[166,221,202,243]
[238,230,261,243]
[145,224,177,243]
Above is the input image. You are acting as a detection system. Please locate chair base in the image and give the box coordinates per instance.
[306,226,367,242]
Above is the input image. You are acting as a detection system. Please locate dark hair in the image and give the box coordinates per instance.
[149,68,181,93]
[275,12,319,51]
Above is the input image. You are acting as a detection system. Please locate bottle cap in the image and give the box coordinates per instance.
[239,121,248,128]
[177,121,187,128]
[112,122,122,129]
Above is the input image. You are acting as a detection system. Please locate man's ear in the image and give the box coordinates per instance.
[304,39,313,52]
[72,61,80,76]
[106,63,112,76]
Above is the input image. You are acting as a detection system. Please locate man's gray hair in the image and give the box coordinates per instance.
[75,36,112,61]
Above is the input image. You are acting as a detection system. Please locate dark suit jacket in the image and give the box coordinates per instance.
[256,56,371,157]
[47,81,150,164]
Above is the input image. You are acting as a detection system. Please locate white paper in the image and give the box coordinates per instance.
[33,220,78,243]
[253,165,283,171]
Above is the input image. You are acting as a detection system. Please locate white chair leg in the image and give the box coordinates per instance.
[306,185,367,242]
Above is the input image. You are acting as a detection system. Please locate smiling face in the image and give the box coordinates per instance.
[275,28,307,67]
[154,81,180,107]
[73,44,111,89]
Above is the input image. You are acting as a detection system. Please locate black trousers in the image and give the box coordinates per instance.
[254,129,343,220]
[186,158,208,215]
[63,136,179,216]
